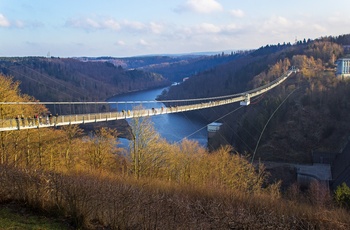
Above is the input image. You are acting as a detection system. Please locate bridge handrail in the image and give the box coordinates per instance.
[0,70,294,106]
[0,68,296,131]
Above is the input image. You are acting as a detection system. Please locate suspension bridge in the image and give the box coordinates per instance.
[0,68,297,132]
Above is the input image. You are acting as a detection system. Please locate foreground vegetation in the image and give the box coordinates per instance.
[1,165,350,229]
[0,73,350,229]
[0,202,72,229]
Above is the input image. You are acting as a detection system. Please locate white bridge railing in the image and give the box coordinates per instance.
[0,69,296,132]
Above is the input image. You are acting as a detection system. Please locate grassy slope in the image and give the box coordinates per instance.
[0,202,73,229]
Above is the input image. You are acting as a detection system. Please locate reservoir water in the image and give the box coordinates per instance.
[108,87,208,147]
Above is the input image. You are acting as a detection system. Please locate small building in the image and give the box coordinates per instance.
[336,58,350,79]
[296,164,332,187]
[207,122,222,138]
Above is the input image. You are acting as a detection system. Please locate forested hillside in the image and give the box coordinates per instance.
[79,52,244,82]
[141,52,246,82]
[0,57,170,102]
[160,35,350,163]
[159,43,294,100]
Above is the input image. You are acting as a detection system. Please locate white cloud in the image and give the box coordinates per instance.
[182,22,241,36]
[229,9,245,18]
[66,17,167,35]
[14,20,25,28]
[197,23,221,33]
[0,14,10,27]
[222,24,239,33]
[176,22,242,40]
[85,18,100,29]
[149,22,163,34]
[312,24,327,33]
[116,40,126,46]
[176,0,223,14]
[0,14,40,29]
[257,15,332,41]
[122,20,146,31]
[269,16,290,27]
[103,19,121,31]
[66,18,99,30]
[259,15,292,34]
[66,17,121,31]
[138,39,149,46]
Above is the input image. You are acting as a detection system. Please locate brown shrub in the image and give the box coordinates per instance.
[0,164,349,229]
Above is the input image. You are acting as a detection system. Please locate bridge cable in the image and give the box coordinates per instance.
[178,107,225,150]
[251,88,299,163]
[234,94,269,138]
[176,105,244,144]
[206,110,247,150]
[0,69,293,105]
[197,108,232,150]
[179,111,206,137]
[208,105,254,152]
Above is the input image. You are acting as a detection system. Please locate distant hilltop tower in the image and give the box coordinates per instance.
[47,51,51,58]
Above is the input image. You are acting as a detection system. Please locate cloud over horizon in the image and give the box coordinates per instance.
[229,9,245,18]
[175,0,223,14]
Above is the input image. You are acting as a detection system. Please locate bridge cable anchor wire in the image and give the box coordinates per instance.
[251,88,299,163]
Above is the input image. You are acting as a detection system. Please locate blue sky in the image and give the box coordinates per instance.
[1,0,350,57]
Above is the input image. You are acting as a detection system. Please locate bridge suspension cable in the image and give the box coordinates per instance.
[0,68,297,132]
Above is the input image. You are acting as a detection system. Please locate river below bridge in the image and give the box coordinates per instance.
[107,86,208,148]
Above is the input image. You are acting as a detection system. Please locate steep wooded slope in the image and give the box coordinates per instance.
[161,35,350,163]
[81,53,244,82]
[0,57,170,102]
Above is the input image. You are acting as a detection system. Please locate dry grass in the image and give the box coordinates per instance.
[0,165,349,229]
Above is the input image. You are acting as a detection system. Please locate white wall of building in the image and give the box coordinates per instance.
[336,58,350,78]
